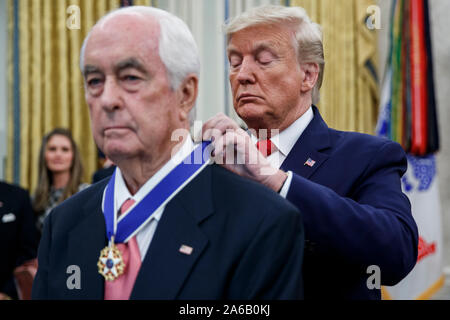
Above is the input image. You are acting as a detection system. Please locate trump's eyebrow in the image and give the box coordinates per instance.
[227,42,277,57]
[114,58,149,76]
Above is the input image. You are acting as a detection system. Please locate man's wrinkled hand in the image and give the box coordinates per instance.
[201,113,287,192]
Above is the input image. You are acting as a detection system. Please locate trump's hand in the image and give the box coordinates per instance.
[201,113,288,192]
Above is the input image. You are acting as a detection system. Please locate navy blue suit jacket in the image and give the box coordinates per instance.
[32,164,304,300]
[0,182,38,298]
[280,106,418,299]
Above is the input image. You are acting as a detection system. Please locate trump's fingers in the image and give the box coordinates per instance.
[211,130,239,165]
[212,130,261,166]
[202,113,240,141]
[201,113,227,140]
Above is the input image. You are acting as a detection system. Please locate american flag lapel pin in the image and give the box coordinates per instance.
[179,244,194,255]
[304,158,316,168]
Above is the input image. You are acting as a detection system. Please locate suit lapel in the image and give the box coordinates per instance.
[130,166,214,300]
[67,181,108,299]
[281,106,332,179]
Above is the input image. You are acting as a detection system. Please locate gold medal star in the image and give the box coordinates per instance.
[101,249,122,277]
[98,245,125,281]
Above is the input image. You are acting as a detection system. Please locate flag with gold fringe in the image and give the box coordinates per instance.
[377,0,444,300]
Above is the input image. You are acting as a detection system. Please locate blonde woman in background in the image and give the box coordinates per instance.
[33,128,88,234]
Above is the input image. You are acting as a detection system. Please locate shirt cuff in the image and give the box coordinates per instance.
[279,170,293,198]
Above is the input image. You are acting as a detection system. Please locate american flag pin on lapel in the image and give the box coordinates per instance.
[179,244,194,255]
[304,158,316,167]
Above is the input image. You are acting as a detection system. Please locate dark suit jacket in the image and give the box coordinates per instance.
[280,106,418,299]
[0,182,38,298]
[32,164,304,300]
[92,165,116,184]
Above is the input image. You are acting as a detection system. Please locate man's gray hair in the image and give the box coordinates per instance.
[80,6,200,124]
[225,5,325,105]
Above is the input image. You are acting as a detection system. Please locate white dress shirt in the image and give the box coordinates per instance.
[101,137,196,261]
[251,106,314,197]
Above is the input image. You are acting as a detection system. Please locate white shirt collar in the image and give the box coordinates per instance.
[251,106,314,156]
[111,137,195,222]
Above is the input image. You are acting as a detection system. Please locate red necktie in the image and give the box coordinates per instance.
[256,139,276,157]
[104,198,142,300]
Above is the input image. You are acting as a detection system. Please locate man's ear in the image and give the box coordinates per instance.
[178,74,199,121]
[300,63,319,93]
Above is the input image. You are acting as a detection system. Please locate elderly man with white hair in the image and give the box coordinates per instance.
[202,5,418,299]
[31,6,304,300]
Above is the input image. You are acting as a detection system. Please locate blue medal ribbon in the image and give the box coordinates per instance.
[103,141,213,243]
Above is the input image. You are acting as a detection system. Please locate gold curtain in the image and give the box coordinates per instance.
[290,0,379,134]
[6,0,159,191]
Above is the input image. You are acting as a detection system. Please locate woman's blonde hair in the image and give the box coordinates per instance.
[225,5,325,104]
[33,128,84,214]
